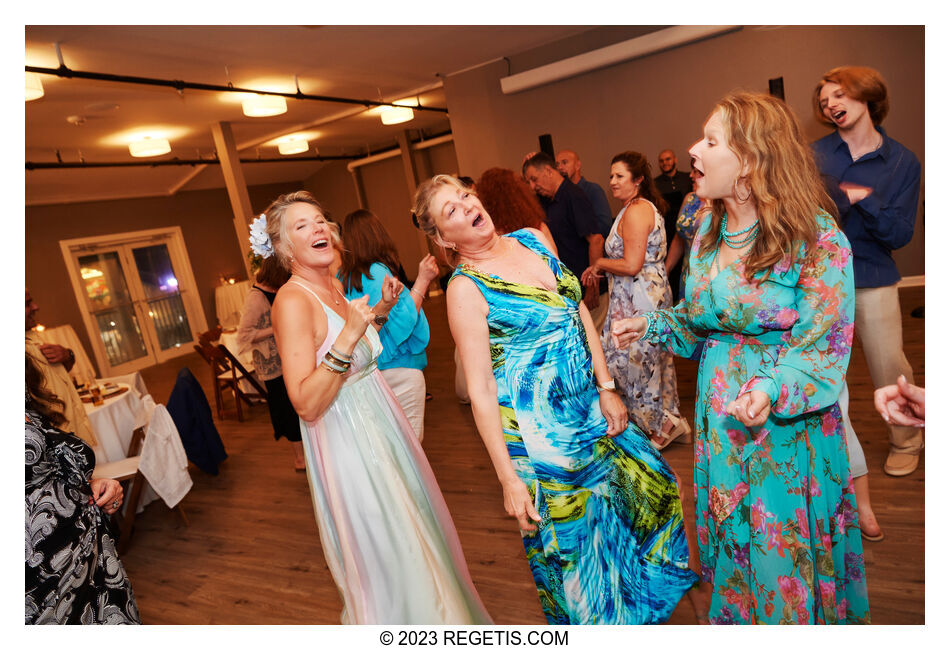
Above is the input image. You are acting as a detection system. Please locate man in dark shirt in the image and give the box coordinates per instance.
[653,149,692,300]
[555,149,612,238]
[813,65,922,479]
[522,152,604,316]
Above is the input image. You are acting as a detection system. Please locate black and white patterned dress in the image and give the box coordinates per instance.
[25,406,141,624]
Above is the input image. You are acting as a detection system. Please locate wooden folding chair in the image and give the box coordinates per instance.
[215,343,268,421]
[91,427,147,554]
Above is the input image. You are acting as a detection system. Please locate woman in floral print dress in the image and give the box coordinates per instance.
[612,92,870,624]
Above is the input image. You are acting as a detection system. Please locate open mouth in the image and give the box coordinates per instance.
[311,239,329,250]
[832,109,846,122]
[472,214,484,227]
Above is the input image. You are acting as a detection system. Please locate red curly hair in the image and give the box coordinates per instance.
[476,167,547,235]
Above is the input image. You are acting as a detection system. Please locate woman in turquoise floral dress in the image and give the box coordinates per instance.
[613,92,870,624]
[411,174,701,624]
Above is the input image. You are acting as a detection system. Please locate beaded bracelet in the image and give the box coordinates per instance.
[641,311,657,340]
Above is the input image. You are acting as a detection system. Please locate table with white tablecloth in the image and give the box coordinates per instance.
[214,280,251,328]
[84,383,149,465]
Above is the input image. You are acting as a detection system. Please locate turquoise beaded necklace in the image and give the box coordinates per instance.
[720,215,759,249]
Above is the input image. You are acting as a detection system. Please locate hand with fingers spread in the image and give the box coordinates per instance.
[726,390,771,427]
[501,477,542,533]
[610,317,648,349]
[598,390,628,437]
[89,478,123,515]
[874,374,925,427]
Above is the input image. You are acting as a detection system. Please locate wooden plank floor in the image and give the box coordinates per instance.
[124,286,925,625]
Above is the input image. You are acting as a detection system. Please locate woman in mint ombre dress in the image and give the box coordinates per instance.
[411,175,699,625]
[266,191,491,625]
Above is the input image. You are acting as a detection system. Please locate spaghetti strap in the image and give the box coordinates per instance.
[288,278,343,323]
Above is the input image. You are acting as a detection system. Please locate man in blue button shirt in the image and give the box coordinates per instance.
[813,65,922,479]
[555,149,613,238]
[523,152,605,320]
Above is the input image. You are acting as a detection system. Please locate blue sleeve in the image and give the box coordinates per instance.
[346,263,429,365]
[744,222,855,418]
[851,149,920,250]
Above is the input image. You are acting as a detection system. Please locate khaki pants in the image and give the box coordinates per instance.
[854,284,921,455]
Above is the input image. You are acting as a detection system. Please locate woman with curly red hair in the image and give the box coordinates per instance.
[476,167,556,248]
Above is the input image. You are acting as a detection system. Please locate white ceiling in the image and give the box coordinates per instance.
[25,25,594,205]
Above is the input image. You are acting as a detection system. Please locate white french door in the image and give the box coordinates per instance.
[60,227,208,376]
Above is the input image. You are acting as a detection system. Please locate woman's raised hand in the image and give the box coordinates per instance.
[379,275,404,309]
[417,254,440,286]
[501,477,542,533]
[610,317,647,349]
[340,294,375,343]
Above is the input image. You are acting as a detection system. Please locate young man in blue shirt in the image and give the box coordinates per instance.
[812,66,922,488]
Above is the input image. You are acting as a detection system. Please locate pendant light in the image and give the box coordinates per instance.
[242,94,287,117]
[26,72,44,101]
[129,136,171,158]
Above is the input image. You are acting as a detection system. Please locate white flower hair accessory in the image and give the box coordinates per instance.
[249,214,274,259]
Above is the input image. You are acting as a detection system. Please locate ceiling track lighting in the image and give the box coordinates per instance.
[24,63,449,113]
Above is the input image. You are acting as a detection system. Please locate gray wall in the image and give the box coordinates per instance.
[26,180,302,371]
[303,140,461,280]
[443,25,925,277]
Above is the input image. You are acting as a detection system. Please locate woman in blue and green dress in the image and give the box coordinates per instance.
[613,92,870,624]
[411,174,701,624]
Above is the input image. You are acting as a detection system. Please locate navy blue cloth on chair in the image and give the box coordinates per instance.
[166,367,228,475]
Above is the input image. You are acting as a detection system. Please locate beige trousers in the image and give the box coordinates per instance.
[853,284,921,455]
[380,367,426,442]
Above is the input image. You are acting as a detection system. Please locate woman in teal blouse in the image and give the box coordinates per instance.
[338,209,440,440]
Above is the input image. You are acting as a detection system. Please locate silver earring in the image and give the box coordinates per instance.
[734,177,752,204]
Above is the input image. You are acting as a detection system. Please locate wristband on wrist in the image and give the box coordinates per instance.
[596,378,616,392]
[641,311,656,339]
[328,345,353,363]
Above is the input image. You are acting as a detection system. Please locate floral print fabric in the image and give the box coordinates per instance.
[645,211,869,624]
[601,200,682,436]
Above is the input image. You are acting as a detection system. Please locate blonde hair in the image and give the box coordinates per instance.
[262,191,329,270]
[698,92,837,283]
[411,174,471,264]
